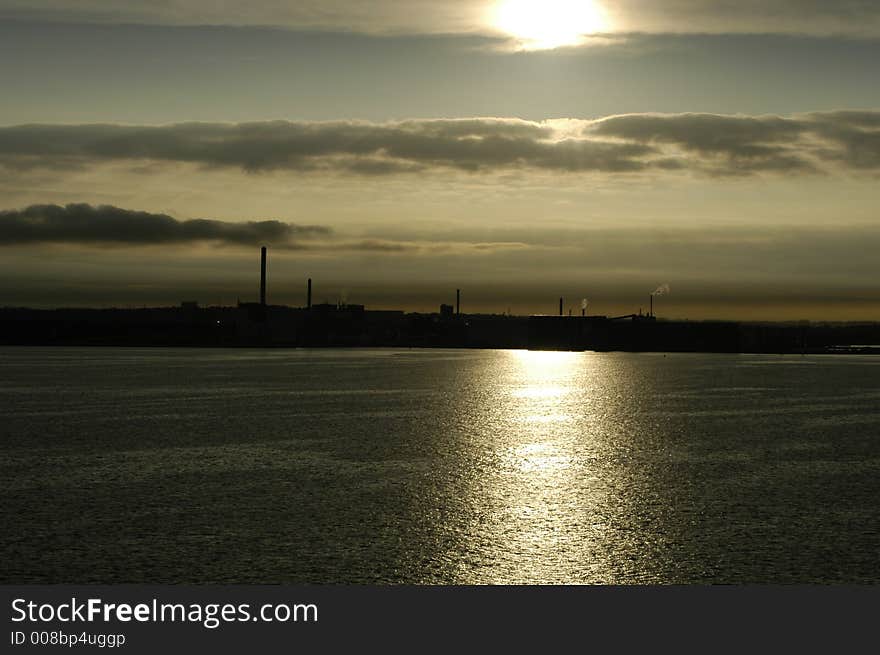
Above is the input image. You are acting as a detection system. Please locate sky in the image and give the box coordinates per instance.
[1,1,878,319]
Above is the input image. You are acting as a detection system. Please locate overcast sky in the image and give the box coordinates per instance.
[1,1,878,319]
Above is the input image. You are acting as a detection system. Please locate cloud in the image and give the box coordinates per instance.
[589,113,819,175]
[606,1,880,38]
[0,203,331,247]
[3,1,880,38]
[327,239,531,254]
[588,111,880,175]
[806,110,880,169]
[2,112,879,179]
[0,203,534,254]
[0,119,655,175]
[0,1,485,35]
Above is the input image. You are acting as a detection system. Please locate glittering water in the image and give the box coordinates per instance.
[2,347,879,583]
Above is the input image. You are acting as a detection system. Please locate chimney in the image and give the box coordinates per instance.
[650,295,653,318]
[559,297,563,316]
[456,288,460,315]
[307,278,312,309]
[260,246,267,307]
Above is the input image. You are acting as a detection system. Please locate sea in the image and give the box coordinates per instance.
[2,347,879,583]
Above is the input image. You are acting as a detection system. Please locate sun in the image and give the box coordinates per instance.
[493,0,609,50]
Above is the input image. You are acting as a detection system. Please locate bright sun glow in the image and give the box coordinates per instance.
[493,0,609,50]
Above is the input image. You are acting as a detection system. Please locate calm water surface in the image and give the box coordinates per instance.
[2,347,879,583]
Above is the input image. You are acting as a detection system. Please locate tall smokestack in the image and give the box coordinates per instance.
[559,297,563,316]
[260,246,267,307]
[307,278,312,309]
[456,288,460,315]
[650,295,653,318]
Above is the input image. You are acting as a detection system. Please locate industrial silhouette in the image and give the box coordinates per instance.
[260,246,267,307]
[1,246,878,353]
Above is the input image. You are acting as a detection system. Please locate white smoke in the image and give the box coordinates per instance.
[651,283,670,296]
[581,298,588,310]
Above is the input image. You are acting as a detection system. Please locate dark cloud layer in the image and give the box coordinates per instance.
[0,119,651,174]
[0,203,331,247]
[0,112,878,178]
[0,203,532,254]
[590,111,880,175]
[590,113,814,174]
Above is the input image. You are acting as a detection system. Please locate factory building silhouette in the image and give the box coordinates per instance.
[1,245,877,353]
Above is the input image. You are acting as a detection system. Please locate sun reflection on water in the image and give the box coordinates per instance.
[511,349,581,380]
[456,349,615,583]
[503,442,572,473]
[510,349,578,426]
